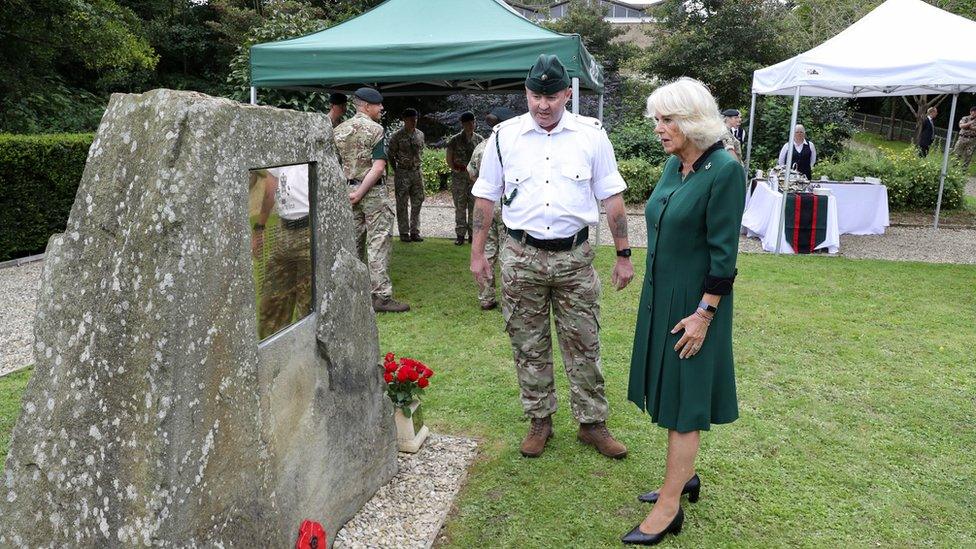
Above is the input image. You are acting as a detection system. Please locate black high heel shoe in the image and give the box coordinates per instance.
[621,506,684,546]
[637,473,700,503]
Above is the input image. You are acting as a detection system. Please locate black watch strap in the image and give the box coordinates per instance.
[698,300,717,313]
[616,248,632,258]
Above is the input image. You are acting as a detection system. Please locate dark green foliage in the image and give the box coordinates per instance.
[639,0,790,108]
[608,119,668,165]
[749,96,855,172]
[541,0,636,72]
[0,134,93,261]
[815,148,966,210]
[618,157,664,204]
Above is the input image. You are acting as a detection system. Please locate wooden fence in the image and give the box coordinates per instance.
[851,112,949,149]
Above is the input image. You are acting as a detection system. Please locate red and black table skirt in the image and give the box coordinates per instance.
[784,193,828,254]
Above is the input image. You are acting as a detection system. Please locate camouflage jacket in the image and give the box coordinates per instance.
[959,115,976,139]
[446,131,483,170]
[722,127,742,161]
[333,112,386,181]
[467,140,488,181]
[387,127,425,171]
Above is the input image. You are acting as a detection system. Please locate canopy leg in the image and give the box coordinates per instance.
[775,87,802,255]
[571,77,580,114]
[596,92,604,250]
[597,94,604,123]
[250,87,257,105]
[934,92,958,229]
[744,92,757,177]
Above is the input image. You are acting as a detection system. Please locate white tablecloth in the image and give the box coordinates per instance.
[742,183,840,254]
[819,182,890,235]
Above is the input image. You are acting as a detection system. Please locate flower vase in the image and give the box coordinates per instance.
[394,400,429,453]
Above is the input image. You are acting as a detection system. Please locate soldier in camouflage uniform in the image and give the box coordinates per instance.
[388,108,426,242]
[470,55,635,460]
[721,108,743,163]
[333,87,409,313]
[446,111,484,245]
[467,107,517,310]
[954,106,976,170]
[251,165,313,339]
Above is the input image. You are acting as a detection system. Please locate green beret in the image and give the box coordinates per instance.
[525,54,570,95]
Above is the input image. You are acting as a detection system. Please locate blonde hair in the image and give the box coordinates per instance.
[645,77,727,150]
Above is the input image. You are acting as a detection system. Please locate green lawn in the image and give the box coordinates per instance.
[853,131,976,177]
[3,241,975,546]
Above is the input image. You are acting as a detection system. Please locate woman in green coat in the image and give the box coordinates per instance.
[622,78,745,546]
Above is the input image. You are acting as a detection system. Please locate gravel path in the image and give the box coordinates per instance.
[0,261,42,377]
[333,434,477,549]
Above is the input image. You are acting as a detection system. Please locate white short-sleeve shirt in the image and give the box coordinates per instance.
[269,164,310,221]
[471,112,626,240]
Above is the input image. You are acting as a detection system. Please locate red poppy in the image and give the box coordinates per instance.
[418,377,429,388]
[383,372,393,383]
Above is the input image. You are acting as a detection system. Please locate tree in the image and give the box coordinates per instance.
[542,0,636,72]
[0,0,159,132]
[637,0,791,108]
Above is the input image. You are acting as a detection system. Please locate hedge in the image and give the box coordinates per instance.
[814,148,966,210]
[420,147,450,195]
[619,158,664,204]
[0,133,94,261]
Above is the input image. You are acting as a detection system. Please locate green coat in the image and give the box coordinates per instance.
[628,144,745,433]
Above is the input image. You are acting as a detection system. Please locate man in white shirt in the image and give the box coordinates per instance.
[470,54,634,459]
[251,164,312,339]
[778,124,817,179]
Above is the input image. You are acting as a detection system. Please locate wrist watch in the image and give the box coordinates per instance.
[616,248,632,258]
[698,300,717,313]
[254,223,266,231]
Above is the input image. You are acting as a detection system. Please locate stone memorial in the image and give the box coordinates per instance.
[0,89,397,547]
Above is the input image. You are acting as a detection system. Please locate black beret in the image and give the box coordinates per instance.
[402,108,419,118]
[460,111,475,122]
[329,93,347,105]
[722,109,741,117]
[353,87,383,104]
[525,54,570,95]
[488,107,517,122]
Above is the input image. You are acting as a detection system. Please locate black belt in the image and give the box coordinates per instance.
[507,227,588,252]
[281,216,309,230]
[348,179,383,186]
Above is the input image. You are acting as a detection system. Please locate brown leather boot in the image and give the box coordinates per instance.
[372,295,410,313]
[520,416,553,458]
[577,421,627,459]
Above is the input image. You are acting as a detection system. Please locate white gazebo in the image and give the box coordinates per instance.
[743,0,976,247]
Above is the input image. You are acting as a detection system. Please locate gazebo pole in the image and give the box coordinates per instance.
[744,92,757,178]
[250,87,257,105]
[571,77,580,114]
[598,94,604,122]
[934,92,959,229]
[775,87,802,255]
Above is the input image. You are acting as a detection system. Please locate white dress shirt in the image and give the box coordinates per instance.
[778,140,817,168]
[269,164,309,220]
[471,112,626,239]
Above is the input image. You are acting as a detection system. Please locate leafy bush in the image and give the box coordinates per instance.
[0,134,94,261]
[815,148,966,210]
[421,148,450,195]
[609,119,669,165]
[619,158,664,204]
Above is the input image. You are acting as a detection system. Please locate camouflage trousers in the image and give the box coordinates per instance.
[500,237,608,423]
[352,184,394,299]
[478,203,506,307]
[258,222,312,340]
[394,168,425,236]
[451,171,475,239]
[954,137,976,169]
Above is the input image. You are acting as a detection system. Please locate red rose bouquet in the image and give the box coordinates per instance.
[381,352,434,417]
